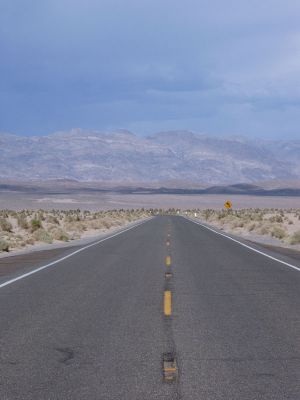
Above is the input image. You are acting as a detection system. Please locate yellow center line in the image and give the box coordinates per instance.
[164,290,172,316]
[165,255,171,267]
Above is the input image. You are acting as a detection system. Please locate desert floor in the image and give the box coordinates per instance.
[1,191,300,210]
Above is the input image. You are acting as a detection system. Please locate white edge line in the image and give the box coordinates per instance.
[184,216,300,273]
[0,218,152,289]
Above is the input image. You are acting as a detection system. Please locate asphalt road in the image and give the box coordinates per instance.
[0,216,299,399]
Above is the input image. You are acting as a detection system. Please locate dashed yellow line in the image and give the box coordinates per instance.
[165,255,171,267]
[164,290,172,316]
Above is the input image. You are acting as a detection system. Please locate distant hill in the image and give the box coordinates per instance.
[1,180,300,197]
[1,129,300,184]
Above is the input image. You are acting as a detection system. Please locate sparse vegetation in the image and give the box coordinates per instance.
[185,208,300,248]
[271,226,286,239]
[33,228,53,244]
[0,209,151,253]
[289,230,300,245]
[1,207,300,254]
[30,218,43,232]
[0,218,13,232]
[0,238,9,252]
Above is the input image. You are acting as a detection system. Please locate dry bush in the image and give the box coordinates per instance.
[17,216,29,229]
[49,227,69,241]
[271,226,287,239]
[87,219,108,230]
[26,238,35,245]
[269,215,284,223]
[0,208,151,252]
[247,222,257,232]
[46,215,59,224]
[30,219,42,232]
[0,238,9,252]
[101,219,113,229]
[230,219,245,228]
[64,221,86,233]
[289,230,300,245]
[0,218,13,232]
[33,228,53,243]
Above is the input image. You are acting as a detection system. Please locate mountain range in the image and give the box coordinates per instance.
[1,129,300,185]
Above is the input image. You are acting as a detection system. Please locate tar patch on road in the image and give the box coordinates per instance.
[55,347,75,365]
[162,352,178,382]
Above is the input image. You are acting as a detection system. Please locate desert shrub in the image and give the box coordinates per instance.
[33,228,53,243]
[289,230,300,245]
[46,215,59,224]
[102,219,113,229]
[68,232,80,240]
[247,223,257,232]
[0,239,9,252]
[230,219,245,228]
[203,209,215,221]
[64,221,86,233]
[64,214,81,223]
[31,219,42,232]
[88,219,108,229]
[217,211,228,220]
[0,218,12,232]
[271,226,286,239]
[269,215,283,223]
[259,224,271,235]
[37,211,45,221]
[17,216,29,229]
[50,227,69,242]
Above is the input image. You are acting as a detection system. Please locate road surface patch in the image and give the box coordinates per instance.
[0,219,150,289]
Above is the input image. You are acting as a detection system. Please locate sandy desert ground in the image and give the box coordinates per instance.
[0,209,150,254]
[1,189,300,254]
[186,208,300,251]
[1,190,300,210]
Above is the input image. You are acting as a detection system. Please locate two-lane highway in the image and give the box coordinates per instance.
[0,216,299,399]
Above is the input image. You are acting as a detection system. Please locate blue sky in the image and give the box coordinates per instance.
[1,0,300,138]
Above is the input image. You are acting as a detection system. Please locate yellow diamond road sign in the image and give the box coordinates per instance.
[224,200,232,209]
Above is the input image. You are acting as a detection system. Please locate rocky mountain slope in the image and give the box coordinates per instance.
[0,129,299,184]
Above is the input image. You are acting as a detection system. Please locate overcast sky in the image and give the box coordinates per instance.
[1,0,300,138]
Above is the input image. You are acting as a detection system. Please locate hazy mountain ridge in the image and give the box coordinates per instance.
[0,129,299,184]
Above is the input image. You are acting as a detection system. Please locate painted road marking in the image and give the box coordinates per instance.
[163,353,177,381]
[165,272,172,279]
[166,240,170,247]
[0,219,152,289]
[186,217,300,273]
[165,256,171,267]
[164,290,172,316]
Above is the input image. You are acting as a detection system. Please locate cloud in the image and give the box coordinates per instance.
[0,0,300,138]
